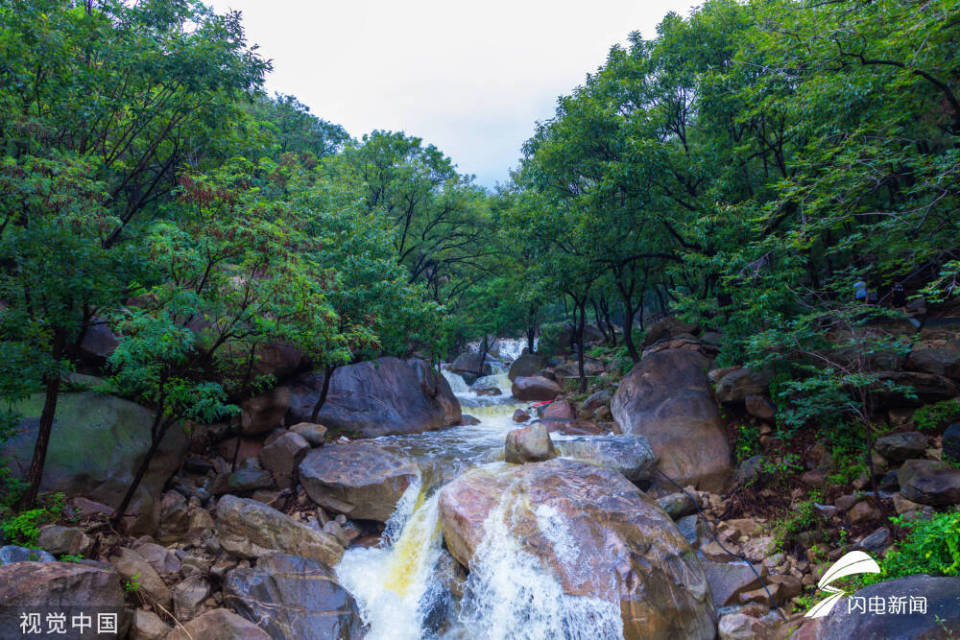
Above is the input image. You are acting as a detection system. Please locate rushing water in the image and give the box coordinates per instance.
[335,362,625,640]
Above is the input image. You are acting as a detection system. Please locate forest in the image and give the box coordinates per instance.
[1,1,959,639]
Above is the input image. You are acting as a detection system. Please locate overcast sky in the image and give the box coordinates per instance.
[207,0,698,188]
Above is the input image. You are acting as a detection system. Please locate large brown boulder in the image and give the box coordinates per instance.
[223,554,362,640]
[215,495,343,565]
[642,316,699,348]
[0,393,188,534]
[240,387,290,436]
[511,375,562,402]
[449,352,494,383]
[906,334,960,379]
[554,434,657,483]
[0,562,131,638]
[611,349,731,491]
[286,357,461,438]
[299,442,420,522]
[437,459,716,640]
[715,368,771,403]
[504,423,557,463]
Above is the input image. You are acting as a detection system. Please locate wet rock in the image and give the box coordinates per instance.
[108,547,171,608]
[0,392,188,534]
[943,422,960,462]
[260,431,310,484]
[299,442,420,522]
[223,554,362,640]
[657,492,697,519]
[215,495,342,566]
[507,353,547,381]
[511,375,562,402]
[0,562,130,638]
[0,545,55,564]
[286,357,461,437]
[504,423,557,463]
[289,422,328,447]
[719,612,773,640]
[460,414,481,426]
[715,368,772,403]
[438,458,716,640]
[512,408,530,423]
[700,559,765,607]
[611,349,731,490]
[164,608,270,640]
[676,514,706,546]
[554,434,657,483]
[875,432,928,463]
[816,575,960,640]
[131,609,170,640]
[449,352,494,382]
[37,525,91,557]
[858,527,891,553]
[240,386,290,436]
[581,389,611,411]
[745,395,776,420]
[898,459,960,506]
[474,386,502,396]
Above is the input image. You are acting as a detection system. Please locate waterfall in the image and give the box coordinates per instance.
[441,370,474,397]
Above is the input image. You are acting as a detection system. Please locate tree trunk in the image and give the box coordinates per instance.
[476,335,488,380]
[526,306,537,353]
[111,415,170,529]
[591,299,610,345]
[310,364,337,423]
[622,306,640,363]
[576,299,587,393]
[599,296,617,346]
[18,329,67,510]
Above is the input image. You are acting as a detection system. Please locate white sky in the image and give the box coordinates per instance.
[207,0,699,188]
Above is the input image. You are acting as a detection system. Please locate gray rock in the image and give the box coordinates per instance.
[215,495,343,566]
[555,434,657,483]
[164,608,270,640]
[943,422,960,462]
[898,459,960,506]
[700,559,765,608]
[223,554,362,640]
[504,423,557,463]
[260,431,310,478]
[289,422,328,447]
[510,375,562,402]
[172,575,211,621]
[240,386,290,436]
[657,492,698,519]
[508,353,547,381]
[875,431,928,463]
[858,527,891,553]
[715,368,771,403]
[131,609,170,640]
[37,525,91,557]
[212,467,275,495]
[818,575,960,640]
[718,612,773,640]
[108,547,171,608]
[299,442,420,522]
[0,545,55,564]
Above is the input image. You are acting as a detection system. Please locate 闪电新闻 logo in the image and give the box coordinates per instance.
[804,550,881,618]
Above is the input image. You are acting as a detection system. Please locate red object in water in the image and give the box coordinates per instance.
[530,400,553,407]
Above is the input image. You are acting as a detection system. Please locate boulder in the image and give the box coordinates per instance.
[215,495,343,566]
[212,467,275,495]
[0,393,188,534]
[873,371,959,407]
[164,608,271,640]
[511,376,562,402]
[906,336,960,379]
[108,547,171,608]
[240,386,290,436]
[700,559,764,607]
[251,341,306,381]
[299,442,419,522]
[875,431,928,463]
[715,368,771,403]
[259,431,310,482]
[943,422,960,462]
[745,394,776,420]
[37,525,92,557]
[131,541,181,581]
[611,349,731,491]
[512,408,530,423]
[131,609,170,640]
[285,357,461,438]
[223,554,362,640]
[898,459,960,506]
[504,423,557,463]
[718,613,773,640]
[0,562,130,638]
[554,434,657,483]
[172,575,210,621]
[508,353,546,381]
[816,575,960,640]
[449,352,494,382]
[641,316,699,349]
[438,458,716,640]
[289,422,328,447]
[656,492,697,519]
[0,545,55,564]
[79,319,119,362]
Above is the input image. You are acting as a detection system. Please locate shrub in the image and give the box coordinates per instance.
[0,492,64,547]
[913,399,960,433]
[864,512,960,584]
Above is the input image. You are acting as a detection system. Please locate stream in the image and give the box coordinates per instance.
[334,344,624,640]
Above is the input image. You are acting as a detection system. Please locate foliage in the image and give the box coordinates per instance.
[735,424,761,464]
[913,399,960,433]
[775,491,826,552]
[0,492,64,547]
[864,513,960,584]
